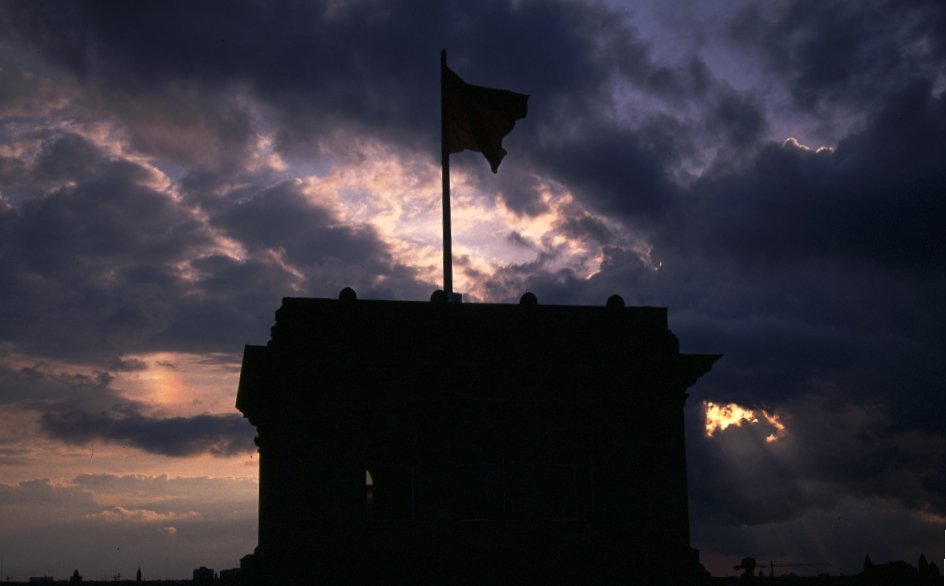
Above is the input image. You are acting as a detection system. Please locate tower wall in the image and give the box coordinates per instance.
[237,295,719,584]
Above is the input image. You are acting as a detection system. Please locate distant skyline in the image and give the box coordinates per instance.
[1,0,945,579]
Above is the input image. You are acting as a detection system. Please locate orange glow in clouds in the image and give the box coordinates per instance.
[760,409,786,443]
[113,352,242,417]
[703,401,786,443]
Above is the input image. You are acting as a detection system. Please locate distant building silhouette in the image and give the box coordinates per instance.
[237,290,719,584]
[860,554,942,586]
[192,566,215,585]
[218,567,242,585]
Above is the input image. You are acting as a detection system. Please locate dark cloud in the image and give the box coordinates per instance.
[14,164,207,273]
[705,90,768,148]
[685,81,946,275]
[480,258,591,305]
[213,178,430,301]
[0,0,713,214]
[492,167,549,217]
[108,357,148,372]
[730,0,946,112]
[0,361,112,407]
[656,80,946,400]
[557,211,616,246]
[0,158,212,360]
[0,123,430,362]
[35,132,107,181]
[41,407,255,457]
[539,122,682,219]
[218,180,386,268]
[0,359,254,458]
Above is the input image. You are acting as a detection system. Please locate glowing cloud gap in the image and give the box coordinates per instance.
[703,401,787,443]
[703,401,758,436]
[782,136,835,154]
[762,409,786,443]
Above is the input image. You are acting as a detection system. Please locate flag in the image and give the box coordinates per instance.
[443,66,528,173]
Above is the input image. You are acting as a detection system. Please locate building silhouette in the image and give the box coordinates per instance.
[237,290,719,584]
[192,566,214,585]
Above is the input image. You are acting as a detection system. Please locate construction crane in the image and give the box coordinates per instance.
[764,560,832,578]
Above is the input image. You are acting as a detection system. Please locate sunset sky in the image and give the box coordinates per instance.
[1,0,945,579]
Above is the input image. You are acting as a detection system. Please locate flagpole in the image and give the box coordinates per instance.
[440,49,453,298]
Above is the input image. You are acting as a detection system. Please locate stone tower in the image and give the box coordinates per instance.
[237,291,718,584]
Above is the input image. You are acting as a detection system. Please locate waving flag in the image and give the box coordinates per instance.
[439,51,529,297]
[443,66,529,173]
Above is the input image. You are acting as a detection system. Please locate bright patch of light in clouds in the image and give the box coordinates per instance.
[295,142,649,299]
[298,144,445,285]
[704,401,757,435]
[0,350,241,419]
[783,136,835,154]
[761,409,786,443]
[704,401,786,443]
[113,352,242,417]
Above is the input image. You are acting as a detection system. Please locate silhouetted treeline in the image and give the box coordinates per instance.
[3,582,192,585]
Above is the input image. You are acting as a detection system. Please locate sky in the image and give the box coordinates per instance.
[1,0,945,579]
